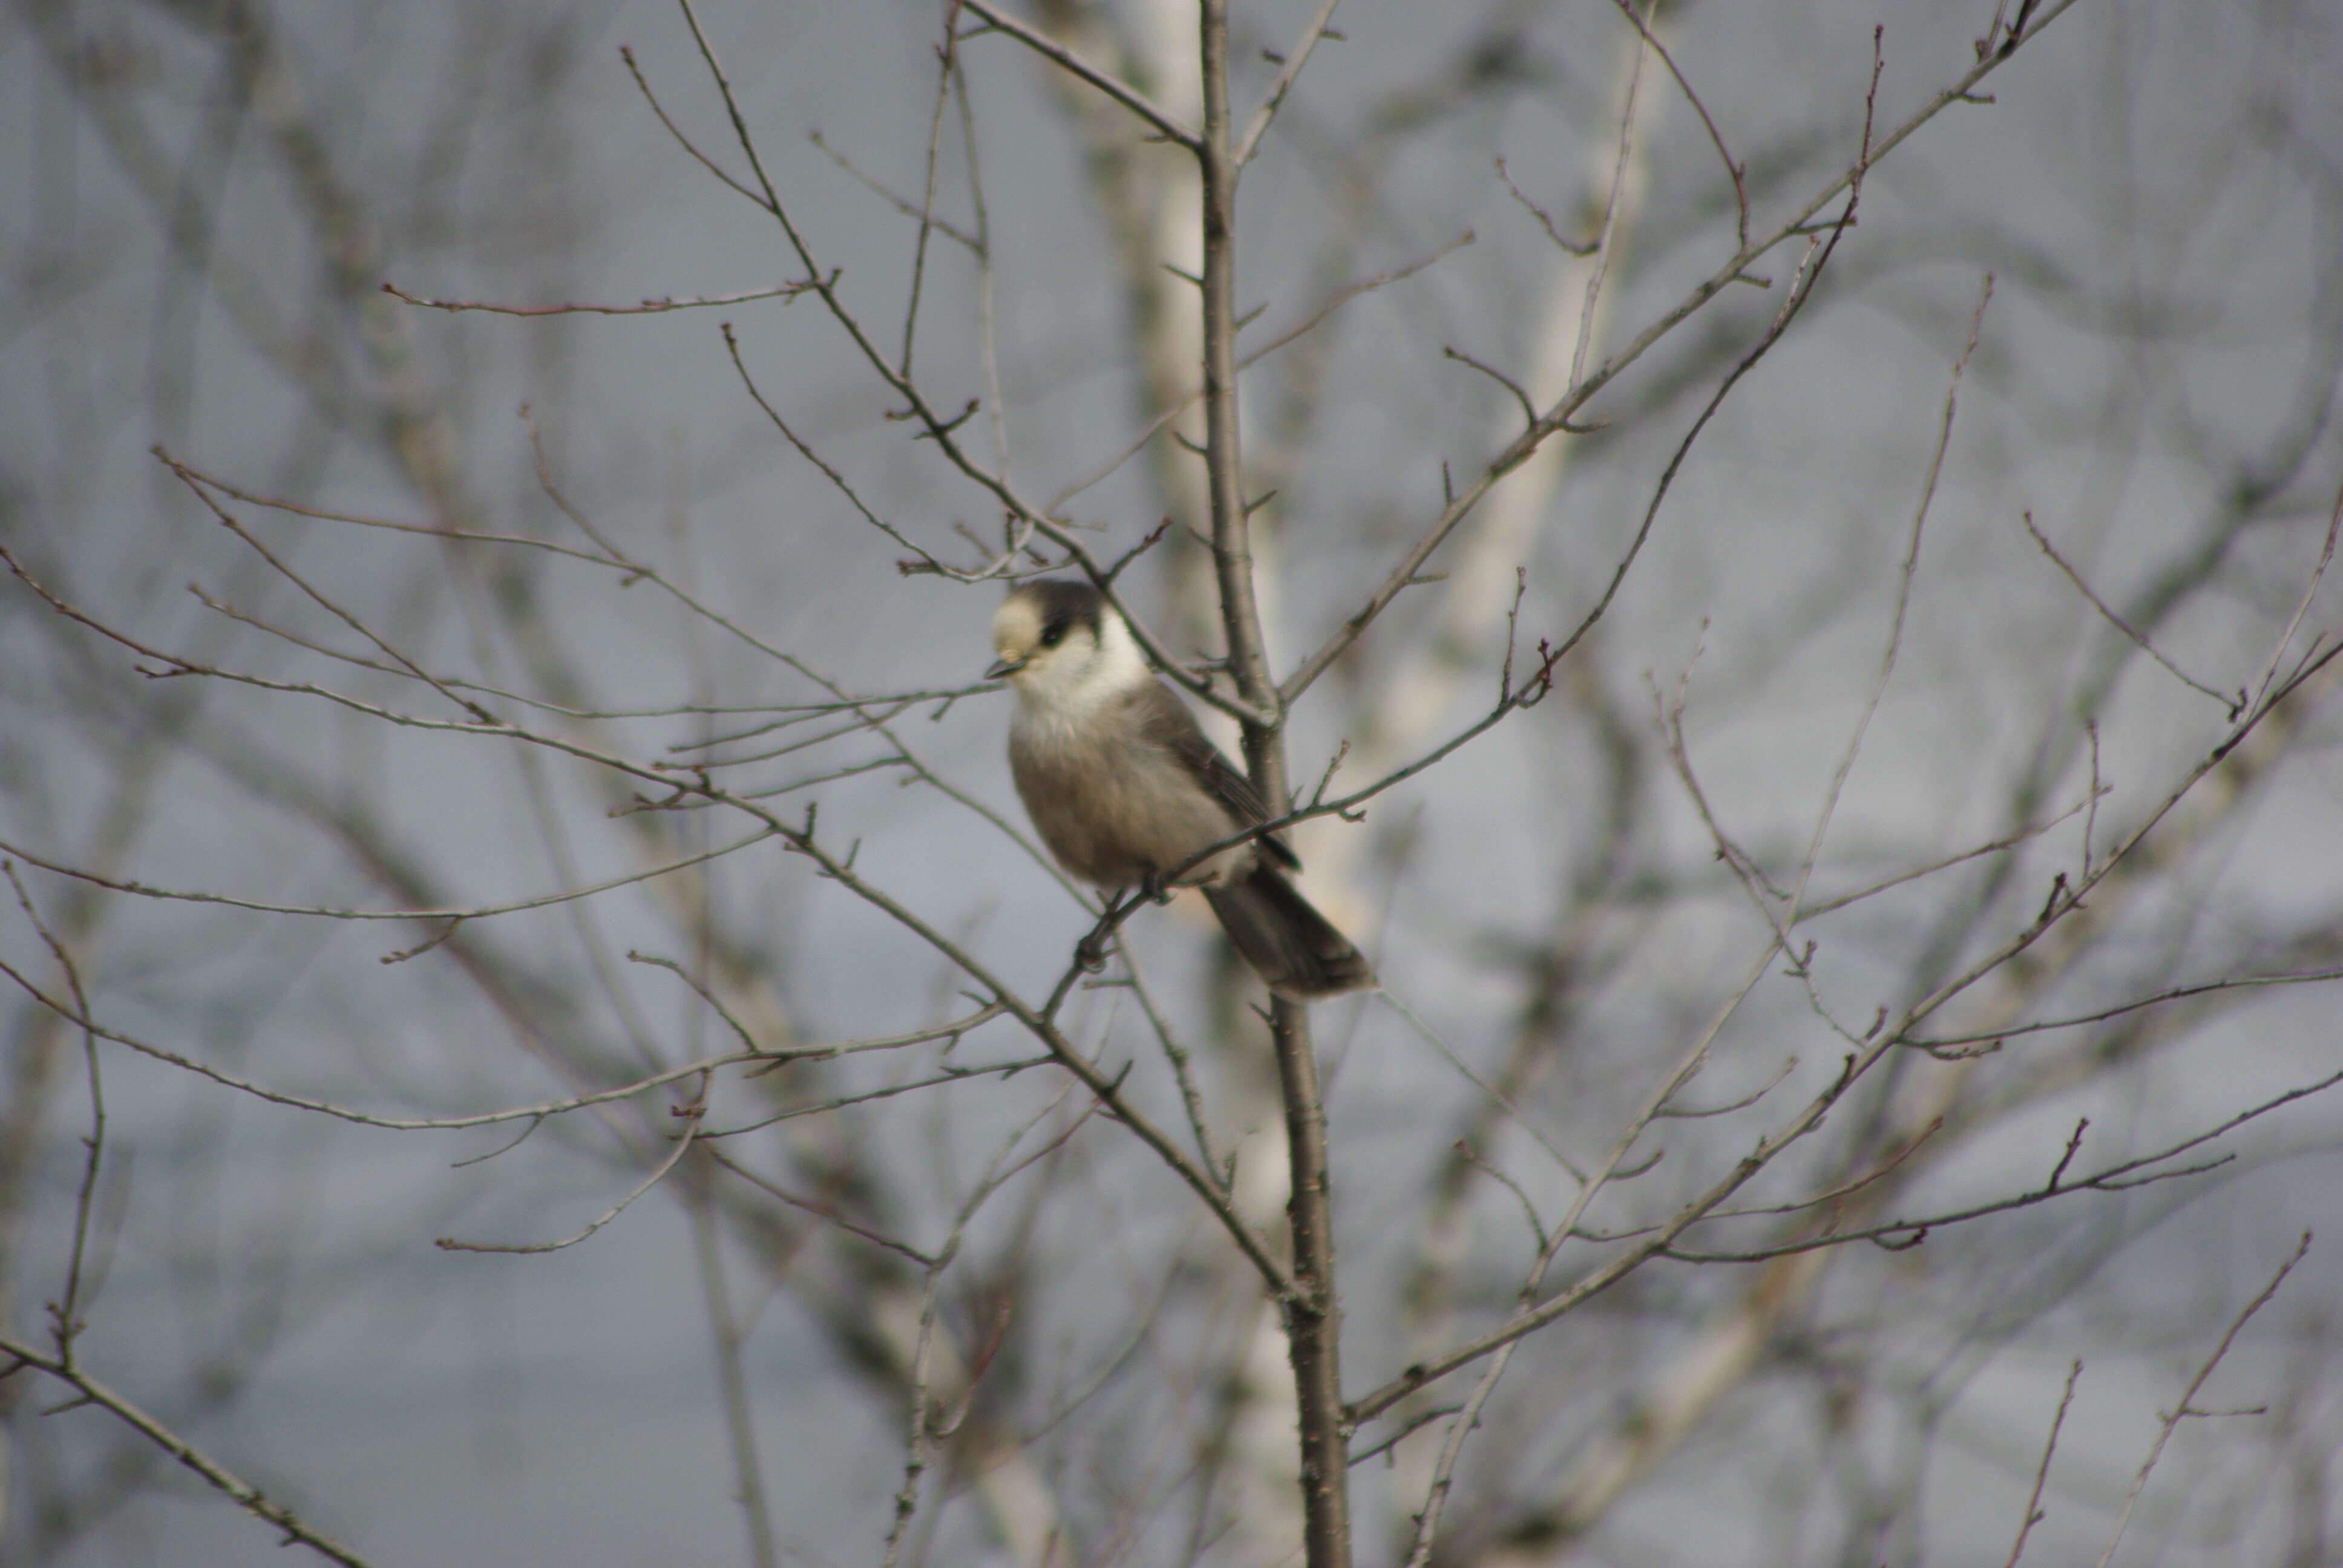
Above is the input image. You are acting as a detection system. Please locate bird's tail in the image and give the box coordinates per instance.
[1202,865,1377,1000]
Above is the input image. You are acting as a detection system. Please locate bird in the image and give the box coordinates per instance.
[986,578,1376,999]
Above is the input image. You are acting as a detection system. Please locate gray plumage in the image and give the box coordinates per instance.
[989,581,1375,999]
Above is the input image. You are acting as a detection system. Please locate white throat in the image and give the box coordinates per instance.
[1012,604,1153,733]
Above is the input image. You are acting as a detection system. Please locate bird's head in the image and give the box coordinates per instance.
[987,580,1147,711]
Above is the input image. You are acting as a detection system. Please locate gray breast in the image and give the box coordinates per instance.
[1009,691,1250,889]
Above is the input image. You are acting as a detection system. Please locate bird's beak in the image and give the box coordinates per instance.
[985,655,1027,680]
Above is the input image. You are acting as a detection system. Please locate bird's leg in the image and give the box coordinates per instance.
[1075,871,1178,973]
[1075,889,1130,973]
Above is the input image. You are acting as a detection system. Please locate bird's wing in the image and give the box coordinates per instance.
[1126,680,1302,870]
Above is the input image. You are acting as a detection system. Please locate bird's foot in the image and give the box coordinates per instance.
[1076,893,1129,972]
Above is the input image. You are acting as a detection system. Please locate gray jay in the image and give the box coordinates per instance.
[987,580,1375,999]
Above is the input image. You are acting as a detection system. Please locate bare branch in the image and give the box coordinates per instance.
[2005,1361,2082,1567]
[956,0,1200,150]
[1605,0,1749,247]
[1381,990,1585,1183]
[1281,1,2086,703]
[0,827,777,926]
[620,42,772,211]
[162,457,495,723]
[382,279,816,316]
[1789,275,1992,916]
[2024,509,2240,712]
[1907,965,2343,1048]
[1442,344,1540,433]
[1118,944,1225,1188]
[1233,0,1345,167]
[2244,475,2343,713]
[436,1089,707,1253]
[721,322,952,572]
[1346,693,2342,1422]
[809,129,981,250]
[1662,1069,2343,1263]
[0,1335,380,1567]
[5,864,104,1365]
[1493,157,1594,255]
[2094,1233,2313,1568]
[1047,232,1471,512]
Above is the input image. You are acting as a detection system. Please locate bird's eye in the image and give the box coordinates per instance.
[1040,624,1066,648]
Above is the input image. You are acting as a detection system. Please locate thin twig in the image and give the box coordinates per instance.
[2024,509,2239,712]
[1788,275,1991,916]
[899,2,960,378]
[701,1054,1054,1138]
[1348,1403,1464,1468]
[881,1082,1088,1565]
[1567,0,1657,394]
[2083,716,2103,877]
[1792,774,2103,926]
[1280,3,2086,705]
[954,62,1012,477]
[956,0,1199,149]
[6,865,105,1365]
[1118,942,1224,1187]
[1605,0,1748,247]
[1906,965,2343,1048]
[722,323,949,572]
[1494,157,1595,255]
[2094,1233,2312,1568]
[381,279,814,316]
[2004,1361,2082,1567]
[435,1086,707,1253]
[1047,233,1471,512]
[1443,344,1540,432]
[0,939,993,1132]
[2244,476,2342,713]
[0,1334,381,1567]
[167,450,627,572]
[1348,634,2338,1423]
[620,43,770,210]
[1663,1070,2343,1263]
[163,459,494,723]
[1455,1142,1550,1253]
[1233,0,1345,166]
[809,129,980,250]
[706,1146,937,1265]
[1401,1337,1510,1567]
[1381,990,1586,1183]
[0,827,776,925]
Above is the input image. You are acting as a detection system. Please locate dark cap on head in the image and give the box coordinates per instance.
[1011,580,1104,647]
